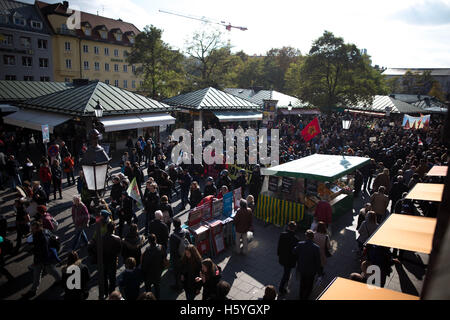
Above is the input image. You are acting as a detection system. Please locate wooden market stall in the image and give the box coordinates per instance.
[257,154,370,227]
[406,183,444,202]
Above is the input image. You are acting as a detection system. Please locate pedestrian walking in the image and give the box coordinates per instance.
[63,153,75,186]
[118,257,142,301]
[195,258,222,300]
[102,222,122,297]
[140,233,165,299]
[71,195,90,251]
[61,251,90,300]
[234,199,253,255]
[180,244,202,300]
[169,218,191,291]
[313,221,332,276]
[277,221,299,295]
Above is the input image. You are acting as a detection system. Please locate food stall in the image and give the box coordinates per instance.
[257,154,370,228]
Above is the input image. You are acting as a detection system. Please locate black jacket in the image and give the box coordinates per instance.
[204,184,217,197]
[148,220,169,248]
[119,196,133,221]
[169,228,191,262]
[110,183,123,203]
[62,263,90,300]
[293,240,321,276]
[277,230,299,268]
[189,189,203,208]
[143,190,160,220]
[141,244,164,283]
[102,233,122,265]
[201,266,222,300]
[32,186,47,205]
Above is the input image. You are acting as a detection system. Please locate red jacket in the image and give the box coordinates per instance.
[39,166,52,183]
[314,200,332,225]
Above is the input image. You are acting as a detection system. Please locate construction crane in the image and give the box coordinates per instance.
[159,9,248,32]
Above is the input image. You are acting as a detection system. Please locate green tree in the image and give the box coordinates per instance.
[184,28,240,89]
[127,25,185,99]
[428,81,445,101]
[386,76,402,94]
[291,31,386,112]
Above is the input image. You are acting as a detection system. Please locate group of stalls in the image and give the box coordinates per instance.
[182,187,243,257]
[256,154,370,228]
[318,165,446,300]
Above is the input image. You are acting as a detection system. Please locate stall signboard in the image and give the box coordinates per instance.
[269,176,279,192]
[233,187,242,209]
[212,198,223,218]
[41,124,49,144]
[223,192,233,217]
[263,99,278,123]
[229,164,253,182]
[281,177,294,193]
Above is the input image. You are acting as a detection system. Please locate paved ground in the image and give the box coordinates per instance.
[0,158,428,300]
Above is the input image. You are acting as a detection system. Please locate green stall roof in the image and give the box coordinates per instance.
[263,154,370,181]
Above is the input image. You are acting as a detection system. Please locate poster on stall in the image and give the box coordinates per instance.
[223,192,233,217]
[41,124,49,144]
[211,198,223,219]
[214,234,225,254]
[268,176,279,192]
[281,177,294,194]
[402,114,430,129]
[233,187,242,209]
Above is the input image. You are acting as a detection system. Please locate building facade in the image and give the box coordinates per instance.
[0,0,53,81]
[36,1,143,90]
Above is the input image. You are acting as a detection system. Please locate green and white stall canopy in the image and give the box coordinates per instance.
[263,154,370,181]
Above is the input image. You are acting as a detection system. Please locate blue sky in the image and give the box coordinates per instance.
[24,0,450,68]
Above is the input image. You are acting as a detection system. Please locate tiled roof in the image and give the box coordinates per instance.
[0,80,74,102]
[163,87,259,110]
[17,81,175,117]
[382,68,450,77]
[224,88,310,108]
[348,95,424,114]
[0,0,52,34]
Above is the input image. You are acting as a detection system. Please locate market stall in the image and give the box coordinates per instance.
[258,154,370,227]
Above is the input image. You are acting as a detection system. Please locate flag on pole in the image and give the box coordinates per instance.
[301,117,321,142]
[127,177,143,209]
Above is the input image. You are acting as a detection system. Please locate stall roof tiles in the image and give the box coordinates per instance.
[17,81,174,116]
[348,95,424,114]
[0,81,74,102]
[163,87,259,110]
[224,88,310,108]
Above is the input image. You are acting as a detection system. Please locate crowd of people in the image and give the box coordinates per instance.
[0,110,448,300]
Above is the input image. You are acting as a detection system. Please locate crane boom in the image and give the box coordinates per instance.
[159,9,247,31]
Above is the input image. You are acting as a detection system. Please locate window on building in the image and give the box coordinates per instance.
[31,20,43,29]
[123,64,127,72]
[66,59,72,69]
[132,65,136,73]
[123,80,127,88]
[14,17,25,26]
[129,36,135,44]
[105,63,110,71]
[115,33,122,41]
[104,47,109,56]
[114,80,119,87]
[114,64,119,72]
[140,81,143,87]
[132,80,136,89]
[22,56,32,67]
[105,79,110,85]
[40,76,50,82]
[83,45,88,53]
[39,58,48,68]
[84,61,89,70]
[94,46,99,54]
[1,34,13,46]
[64,78,70,82]
[5,75,16,80]
[0,14,8,24]
[123,50,128,58]
[65,42,71,51]
[94,62,100,71]
[84,27,91,36]
[23,76,33,81]
[3,55,15,65]
[100,30,107,39]
[37,39,47,49]
[114,49,119,57]
[20,37,31,48]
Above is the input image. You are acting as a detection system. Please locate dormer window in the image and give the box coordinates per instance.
[31,20,42,29]
[14,16,25,26]
[129,36,135,44]
[100,30,107,39]
[84,27,91,36]
[0,14,8,24]
[114,30,122,41]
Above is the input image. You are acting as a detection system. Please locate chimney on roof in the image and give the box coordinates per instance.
[73,78,89,86]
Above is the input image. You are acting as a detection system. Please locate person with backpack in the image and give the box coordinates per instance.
[142,182,160,237]
[71,195,90,251]
[63,153,75,186]
[169,218,191,291]
[22,221,62,299]
[140,233,165,299]
[180,244,202,300]
[36,205,58,232]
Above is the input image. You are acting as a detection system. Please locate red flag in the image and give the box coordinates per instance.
[301,117,321,142]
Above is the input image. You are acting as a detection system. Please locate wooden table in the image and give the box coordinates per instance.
[406,183,444,202]
[426,166,448,177]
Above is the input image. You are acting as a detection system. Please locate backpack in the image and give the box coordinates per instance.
[162,210,171,224]
[173,231,189,258]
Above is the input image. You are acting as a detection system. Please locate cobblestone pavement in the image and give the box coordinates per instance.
[0,164,428,300]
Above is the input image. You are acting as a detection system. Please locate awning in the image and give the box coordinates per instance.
[318,277,419,300]
[366,214,436,254]
[212,111,262,122]
[346,109,386,117]
[279,109,321,115]
[406,183,444,202]
[0,104,19,112]
[3,109,71,133]
[263,154,370,181]
[427,166,447,177]
[101,113,175,132]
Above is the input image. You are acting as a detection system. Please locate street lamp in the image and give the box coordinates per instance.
[342,111,352,130]
[94,100,104,118]
[81,129,110,300]
[287,102,292,124]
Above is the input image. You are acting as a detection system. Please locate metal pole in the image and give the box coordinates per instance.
[93,163,105,300]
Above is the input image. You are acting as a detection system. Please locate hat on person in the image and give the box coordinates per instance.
[37,205,47,214]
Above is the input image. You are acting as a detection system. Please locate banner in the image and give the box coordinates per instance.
[301,117,321,142]
[402,114,430,129]
[263,99,277,123]
[233,187,242,209]
[223,192,233,217]
[41,124,50,143]
[127,177,143,209]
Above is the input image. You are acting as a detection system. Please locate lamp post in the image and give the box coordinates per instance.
[342,111,352,130]
[287,102,293,124]
[81,111,109,299]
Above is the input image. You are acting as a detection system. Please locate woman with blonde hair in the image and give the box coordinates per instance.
[246,194,255,213]
[180,244,202,300]
[189,181,203,208]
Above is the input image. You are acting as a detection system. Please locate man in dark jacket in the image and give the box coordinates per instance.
[143,182,160,236]
[6,154,21,191]
[117,191,133,238]
[169,218,191,290]
[178,167,192,209]
[148,211,169,253]
[233,169,247,195]
[216,169,232,192]
[110,176,123,214]
[22,221,61,299]
[203,176,217,197]
[292,230,321,300]
[249,165,263,202]
[141,233,164,299]
[277,221,299,294]
[389,175,408,211]
[102,222,122,297]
